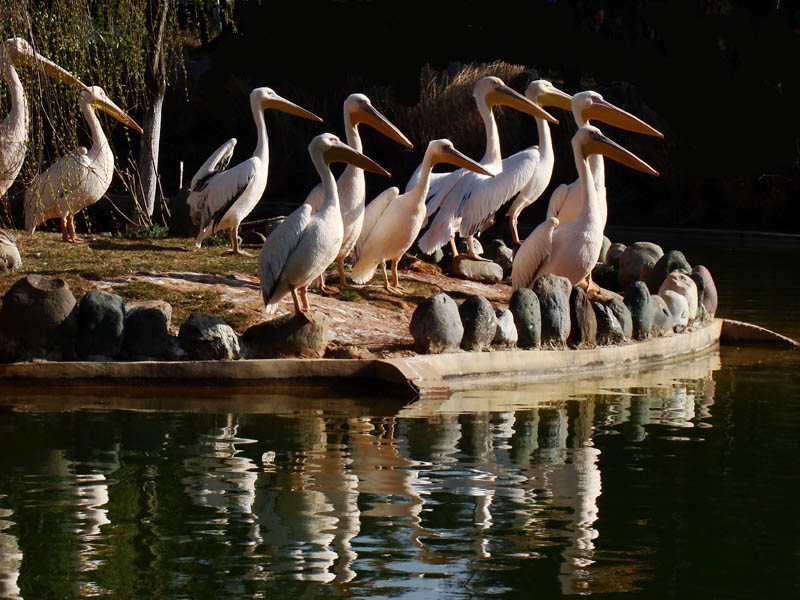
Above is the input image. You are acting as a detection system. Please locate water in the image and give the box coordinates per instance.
[0,236,798,599]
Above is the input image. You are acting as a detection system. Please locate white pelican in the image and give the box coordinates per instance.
[546,90,663,229]
[259,133,389,320]
[187,87,323,255]
[1,37,89,198]
[416,76,557,259]
[303,93,412,292]
[511,125,658,291]
[24,86,142,242]
[504,79,573,247]
[351,139,493,294]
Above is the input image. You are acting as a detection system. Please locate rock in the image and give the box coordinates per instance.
[419,247,444,265]
[243,313,329,358]
[409,293,463,354]
[605,242,626,269]
[568,286,597,348]
[456,236,483,256]
[618,242,663,289]
[123,300,172,359]
[624,280,654,340]
[493,309,518,348]
[593,302,626,345]
[0,275,78,360]
[645,249,691,293]
[650,294,675,336]
[533,274,572,347]
[659,272,698,321]
[606,298,633,339]
[77,289,125,358]
[597,235,611,264]
[0,229,21,271]
[509,288,541,349]
[325,343,377,359]
[179,312,241,360]
[661,289,690,328]
[449,255,503,283]
[459,295,497,351]
[485,238,514,277]
[691,265,718,318]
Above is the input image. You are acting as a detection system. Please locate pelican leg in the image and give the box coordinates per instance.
[228,227,252,257]
[389,260,410,295]
[319,269,340,295]
[297,286,315,322]
[381,261,391,292]
[59,217,70,242]
[336,256,359,290]
[64,215,84,243]
[449,236,459,258]
[509,214,522,248]
[465,235,490,261]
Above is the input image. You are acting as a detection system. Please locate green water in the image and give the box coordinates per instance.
[0,236,798,599]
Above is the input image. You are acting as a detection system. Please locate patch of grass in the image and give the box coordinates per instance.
[119,223,170,240]
[338,289,362,302]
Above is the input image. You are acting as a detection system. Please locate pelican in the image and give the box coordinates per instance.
[2,37,89,198]
[304,93,412,293]
[511,125,658,291]
[504,80,573,247]
[546,90,663,229]
[259,133,389,320]
[187,87,322,255]
[416,76,558,259]
[24,86,142,242]
[351,139,493,294]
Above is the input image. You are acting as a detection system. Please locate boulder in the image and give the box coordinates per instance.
[624,281,654,340]
[650,294,675,336]
[0,275,78,360]
[243,313,329,358]
[409,293,463,354]
[661,289,690,328]
[592,302,626,345]
[533,274,572,347]
[645,249,691,293]
[568,286,597,349]
[179,312,241,360]
[605,242,626,269]
[606,298,633,339]
[509,288,541,349]
[493,309,518,348]
[618,242,663,289]
[484,238,514,278]
[459,295,497,351]
[659,272,698,321]
[77,289,125,359]
[449,255,503,283]
[123,300,172,359]
[456,236,484,257]
[691,265,718,318]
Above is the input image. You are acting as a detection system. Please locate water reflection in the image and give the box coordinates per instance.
[0,353,725,598]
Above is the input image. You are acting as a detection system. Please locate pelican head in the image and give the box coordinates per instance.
[2,37,89,92]
[252,87,323,122]
[82,86,143,134]
[429,139,495,177]
[474,76,558,124]
[345,93,413,149]
[572,91,663,138]
[576,125,659,176]
[525,80,573,111]
[313,133,390,177]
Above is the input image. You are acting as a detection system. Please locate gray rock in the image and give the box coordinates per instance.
[533,274,572,347]
[509,288,541,349]
[661,289,689,328]
[456,236,484,257]
[618,242,663,289]
[459,295,497,351]
[593,302,626,345]
[624,280,654,340]
[449,255,503,283]
[179,312,241,360]
[597,235,611,264]
[691,265,718,318]
[568,286,597,349]
[650,294,675,336]
[409,293,463,354]
[645,249,691,293]
[659,272,698,321]
[123,300,172,359]
[77,290,125,358]
[0,275,78,361]
[485,238,514,277]
[605,242,626,269]
[243,313,329,358]
[606,298,633,339]
[493,309,518,348]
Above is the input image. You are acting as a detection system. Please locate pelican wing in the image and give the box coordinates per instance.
[457,148,540,238]
[419,169,463,220]
[546,182,569,221]
[192,157,259,234]
[511,216,559,290]
[417,174,467,254]
[507,147,545,218]
[354,186,399,262]
[189,138,237,193]
[258,203,313,307]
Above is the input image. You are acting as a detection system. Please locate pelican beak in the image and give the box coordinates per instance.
[324,140,390,177]
[439,145,495,177]
[265,94,323,122]
[354,103,413,149]
[584,98,663,138]
[537,87,573,111]
[584,131,659,176]
[6,38,90,93]
[487,84,559,124]
[93,94,144,134]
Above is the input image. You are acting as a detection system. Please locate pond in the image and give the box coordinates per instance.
[1,233,798,599]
